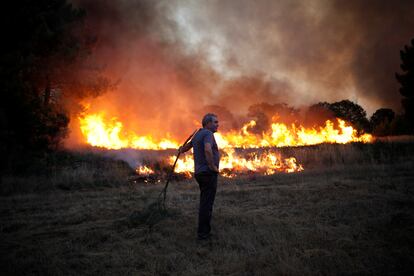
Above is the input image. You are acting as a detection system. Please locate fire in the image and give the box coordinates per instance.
[220,148,304,174]
[170,155,194,175]
[136,165,154,175]
[215,119,372,148]
[168,148,303,178]
[142,148,303,179]
[78,110,373,178]
[79,113,179,150]
[79,113,372,150]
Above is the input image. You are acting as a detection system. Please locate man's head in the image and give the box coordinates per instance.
[202,113,219,133]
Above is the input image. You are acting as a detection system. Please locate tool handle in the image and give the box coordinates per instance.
[159,129,200,203]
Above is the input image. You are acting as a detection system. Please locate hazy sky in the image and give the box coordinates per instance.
[164,0,414,114]
[69,0,414,141]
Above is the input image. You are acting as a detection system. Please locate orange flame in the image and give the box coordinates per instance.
[78,110,373,177]
[215,119,372,148]
[79,113,179,150]
[161,148,303,178]
[136,165,154,175]
[79,113,372,150]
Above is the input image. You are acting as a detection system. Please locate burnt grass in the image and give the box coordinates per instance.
[1,142,414,275]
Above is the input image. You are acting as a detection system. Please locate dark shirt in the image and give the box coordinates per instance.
[192,128,220,174]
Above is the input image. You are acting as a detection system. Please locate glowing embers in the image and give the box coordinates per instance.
[136,148,304,179]
[136,165,154,176]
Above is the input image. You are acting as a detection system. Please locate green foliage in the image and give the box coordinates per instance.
[306,100,370,133]
[304,102,335,126]
[389,115,412,135]
[370,108,395,136]
[396,38,414,132]
[0,0,111,173]
[247,103,300,133]
[329,100,370,132]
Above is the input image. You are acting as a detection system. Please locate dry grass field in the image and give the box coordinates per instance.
[1,142,414,275]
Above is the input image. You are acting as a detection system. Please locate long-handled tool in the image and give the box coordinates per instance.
[138,129,199,227]
[158,128,199,211]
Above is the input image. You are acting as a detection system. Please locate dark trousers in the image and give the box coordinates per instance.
[195,172,218,238]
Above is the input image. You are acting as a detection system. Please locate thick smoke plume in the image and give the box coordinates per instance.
[66,0,414,145]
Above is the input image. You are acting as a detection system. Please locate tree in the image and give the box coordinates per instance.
[0,0,111,173]
[396,38,414,132]
[304,102,335,127]
[328,100,370,133]
[389,115,411,135]
[370,108,395,136]
[247,103,299,134]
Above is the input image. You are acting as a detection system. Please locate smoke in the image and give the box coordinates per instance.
[66,0,414,145]
[167,0,414,112]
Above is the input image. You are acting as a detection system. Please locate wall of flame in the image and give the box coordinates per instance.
[76,109,373,177]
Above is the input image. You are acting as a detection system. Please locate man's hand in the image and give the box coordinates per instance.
[204,143,219,173]
[178,142,192,154]
[210,165,219,173]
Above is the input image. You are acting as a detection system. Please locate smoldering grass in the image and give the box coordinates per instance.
[1,141,414,274]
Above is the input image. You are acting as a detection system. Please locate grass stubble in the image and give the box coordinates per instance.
[1,142,414,275]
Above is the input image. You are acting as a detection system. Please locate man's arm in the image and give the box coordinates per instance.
[178,141,192,154]
[204,143,219,173]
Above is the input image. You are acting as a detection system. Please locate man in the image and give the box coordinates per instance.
[179,113,220,240]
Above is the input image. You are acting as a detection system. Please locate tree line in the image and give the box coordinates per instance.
[0,0,413,174]
[1,0,111,173]
[306,100,408,136]
[308,39,414,136]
